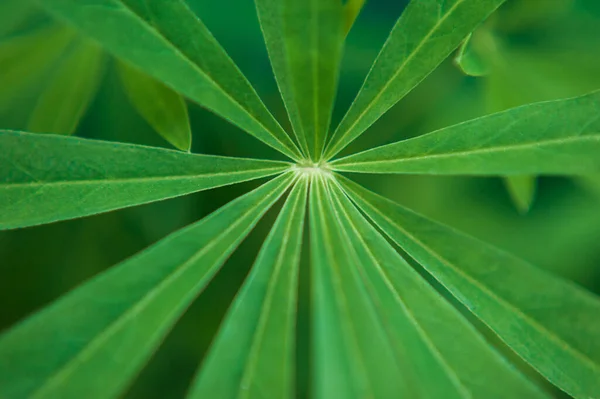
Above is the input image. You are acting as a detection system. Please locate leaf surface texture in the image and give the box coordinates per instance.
[332,91,600,175]
[325,0,506,159]
[41,0,302,159]
[256,0,344,160]
[0,173,294,399]
[0,131,289,230]
[340,176,600,399]
[188,177,308,399]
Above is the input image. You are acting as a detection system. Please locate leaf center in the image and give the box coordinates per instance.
[292,161,331,177]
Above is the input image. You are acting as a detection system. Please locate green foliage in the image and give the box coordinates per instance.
[0,2,35,37]
[1,1,600,398]
[188,177,307,398]
[454,32,492,77]
[28,38,106,135]
[117,61,192,151]
[343,0,366,34]
[328,181,549,398]
[310,175,413,398]
[331,91,600,175]
[503,175,537,214]
[0,25,75,109]
[0,131,288,230]
[0,174,293,398]
[255,0,344,160]
[324,0,506,159]
[452,0,600,212]
[340,176,600,398]
[42,0,302,159]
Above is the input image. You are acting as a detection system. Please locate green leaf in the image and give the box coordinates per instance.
[577,174,600,197]
[0,130,291,230]
[0,1,35,37]
[331,91,600,175]
[309,174,415,398]
[503,175,537,214]
[117,61,192,151]
[481,38,600,213]
[256,0,344,161]
[188,176,308,399]
[454,33,492,77]
[339,176,600,399]
[0,173,294,399]
[327,182,467,399]
[27,38,106,135]
[496,0,574,33]
[40,0,302,160]
[328,179,550,399]
[0,25,75,109]
[343,0,366,34]
[324,0,506,159]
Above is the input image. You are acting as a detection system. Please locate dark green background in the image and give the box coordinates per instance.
[1,1,600,397]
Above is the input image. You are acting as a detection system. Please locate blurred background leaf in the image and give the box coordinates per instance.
[453,0,600,212]
[117,61,192,151]
[27,38,106,135]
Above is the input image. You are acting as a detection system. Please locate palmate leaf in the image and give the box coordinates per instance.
[0,173,294,399]
[256,0,344,160]
[117,61,192,152]
[331,90,600,175]
[324,0,506,159]
[328,180,549,399]
[1,0,598,398]
[40,0,302,160]
[339,176,600,399]
[310,175,418,398]
[0,131,290,230]
[188,176,308,399]
[27,38,106,135]
[321,178,460,399]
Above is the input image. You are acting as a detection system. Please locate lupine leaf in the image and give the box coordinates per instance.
[482,41,545,215]
[0,131,290,230]
[188,176,308,399]
[256,0,344,160]
[40,0,302,160]
[324,0,506,159]
[327,182,468,399]
[331,91,600,175]
[0,25,75,108]
[0,173,294,399]
[329,180,549,399]
[117,61,192,151]
[339,176,600,399]
[343,0,366,34]
[454,33,491,77]
[28,38,106,135]
[309,174,415,398]
[503,175,537,214]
